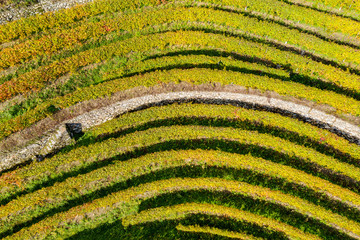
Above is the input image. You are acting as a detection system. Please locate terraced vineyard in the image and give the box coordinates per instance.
[1,0,360,239]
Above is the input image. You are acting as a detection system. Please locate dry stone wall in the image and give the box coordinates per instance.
[1,91,359,172]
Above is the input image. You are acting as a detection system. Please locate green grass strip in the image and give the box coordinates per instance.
[0,15,360,120]
[51,126,360,182]
[279,0,360,21]
[85,102,360,161]
[290,0,360,14]
[0,0,159,43]
[1,66,359,141]
[1,27,358,105]
[3,0,358,88]
[2,4,360,71]
[2,0,360,47]
[0,53,288,122]
[176,224,263,240]
[3,26,358,129]
[6,177,349,240]
[3,102,359,204]
[199,0,360,40]
[1,43,357,132]
[123,202,321,240]
[2,148,360,235]
[0,2,168,70]
[1,22,360,104]
[53,67,359,114]
[2,125,359,200]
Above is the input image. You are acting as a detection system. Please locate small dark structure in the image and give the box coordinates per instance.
[35,155,44,162]
[65,123,84,140]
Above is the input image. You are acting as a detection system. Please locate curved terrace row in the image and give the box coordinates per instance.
[1,0,359,239]
[1,102,360,239]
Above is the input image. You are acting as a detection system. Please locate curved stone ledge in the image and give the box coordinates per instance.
[1,91,359,172]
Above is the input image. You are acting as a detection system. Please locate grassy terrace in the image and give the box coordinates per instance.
[2,4,360,69]
[2,148,360,234]
[2,26,359,101]
[2,104,360,198]
[175,224,264,239]
[1,62,360,140]
[0,0,359,239]
[1,111,360,238]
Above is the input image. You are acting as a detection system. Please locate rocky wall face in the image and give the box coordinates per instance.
[1,91,359,173]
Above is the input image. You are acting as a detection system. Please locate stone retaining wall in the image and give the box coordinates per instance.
[1,91,359,172]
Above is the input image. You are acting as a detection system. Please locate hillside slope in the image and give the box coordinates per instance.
[0,0,360,239]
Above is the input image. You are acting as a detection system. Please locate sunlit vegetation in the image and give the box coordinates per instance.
[1,0,359,239]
